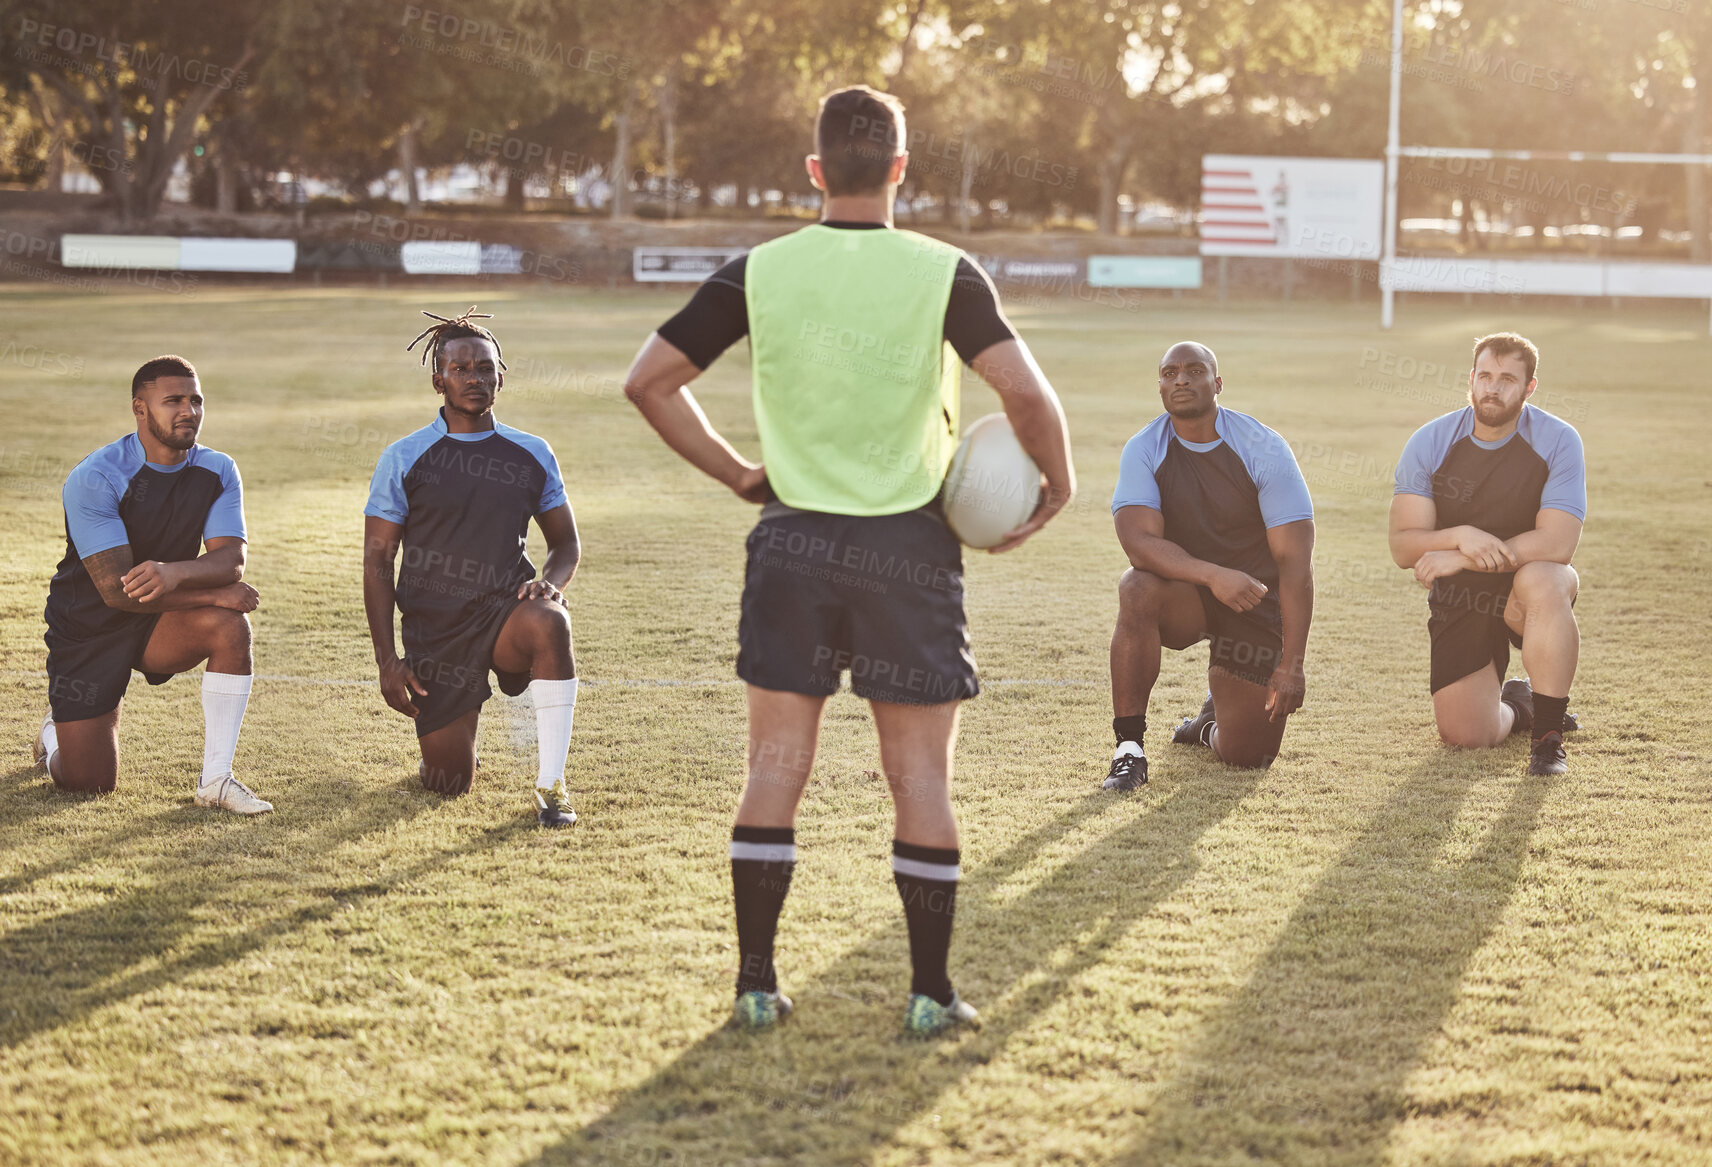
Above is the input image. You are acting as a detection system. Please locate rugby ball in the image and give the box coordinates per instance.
[941,413,1041,549]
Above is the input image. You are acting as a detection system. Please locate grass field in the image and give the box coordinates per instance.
[2,284,1710,1166]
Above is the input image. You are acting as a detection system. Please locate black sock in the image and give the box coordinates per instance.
[1113,715,1147,747]
[892,839,959,1007]
[1533,694,1568,740]
[731,826,795,996]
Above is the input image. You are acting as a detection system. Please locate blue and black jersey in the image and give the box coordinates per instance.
[365,408,567,735]
[1112,407,1314,636]
[47,434,245,640]
[1394,403,1585,614]
[43,433,245,720]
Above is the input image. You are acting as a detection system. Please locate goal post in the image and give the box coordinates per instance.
[1379,0,1712,333]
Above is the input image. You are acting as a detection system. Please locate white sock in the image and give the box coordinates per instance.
[41,718,59,771]
[531,678,578,789]
[200,672,253,783]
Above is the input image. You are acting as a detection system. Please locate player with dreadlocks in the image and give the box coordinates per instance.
[363,307,583,825]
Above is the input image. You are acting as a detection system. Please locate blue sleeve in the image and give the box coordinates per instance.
[537,446,567,514]
[202,457,246,542]
[63,464,129,559]
[1111,433,1162,513]
[1538,424,1587,521]
[1249,434,1314,528]
[365,443,411,524]
[1394,423,1443,499]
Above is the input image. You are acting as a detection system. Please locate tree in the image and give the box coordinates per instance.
[0,0,268,222]
[959,0,1370,235]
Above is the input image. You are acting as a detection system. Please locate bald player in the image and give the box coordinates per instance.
[1104,341,1316,789]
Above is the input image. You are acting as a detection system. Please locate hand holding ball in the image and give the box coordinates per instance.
[941,414,1043,549]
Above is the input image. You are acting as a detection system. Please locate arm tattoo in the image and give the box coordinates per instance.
[82,544,137,608]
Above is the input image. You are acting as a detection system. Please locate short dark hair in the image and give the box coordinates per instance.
[1472,332,1539,383]
[815,86,907,196]
[132,355,197,397]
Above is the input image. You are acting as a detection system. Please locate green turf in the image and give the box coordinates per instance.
[2,286,1710,1166]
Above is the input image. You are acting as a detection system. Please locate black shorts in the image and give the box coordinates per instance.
[45,615,175,723]
[1196,588,1284,689]
[403,593,530,738]
[1428,605,1524,694]
[737,505,979,706]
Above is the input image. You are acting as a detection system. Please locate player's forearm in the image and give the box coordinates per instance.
[170,546,246,590]
[1123,533,1219,588]
[636,385,755,488]
[1504,527,1577,567]
[100,585,235,614]
[973,340,1076,505]
[541,541,580,589]
[1390,525,1468,568]
[361,556,402,664]
[1001,384,1076,506]
[1276,560,1313,666]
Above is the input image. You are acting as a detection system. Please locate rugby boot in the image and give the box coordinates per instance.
[1172,692,1217,746]
[732,990,792,1031]
[535,777,578,827]
[1528,732,1568,777]
[904,990,981,1036]
[1103,741,1148,791]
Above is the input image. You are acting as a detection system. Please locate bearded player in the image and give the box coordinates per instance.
[363,309,582,825]
[1104,341,1316,790]
[1389,332,1585,776]
[35,355,271,813]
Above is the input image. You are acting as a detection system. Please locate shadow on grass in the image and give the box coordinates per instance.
[0,758,107,828]
[0,776,525,1050]
[529,767,1264,1166]
[0,760,196,896]
[1115,753,1551,1166]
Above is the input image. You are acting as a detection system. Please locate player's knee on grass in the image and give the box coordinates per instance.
[420,759,474,797]
[1432,668,1510,750]
[1434,712,1507,750]
[50,766,117,794]
[49,726,118,793]
[1437,723,1506,751]
[1210,723,1281,770]
[1212,742,1276,770]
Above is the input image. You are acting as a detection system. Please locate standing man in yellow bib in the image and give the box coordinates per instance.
[624,85,1075,1036]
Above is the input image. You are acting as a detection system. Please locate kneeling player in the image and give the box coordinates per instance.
[36,356,270,813]
[1388,332,1584,776]
[1105,342,1315,789]
[364,309,582,825]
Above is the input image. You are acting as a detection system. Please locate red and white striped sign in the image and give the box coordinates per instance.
[1201,165,1276,249]
[1200,155,1383,259]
